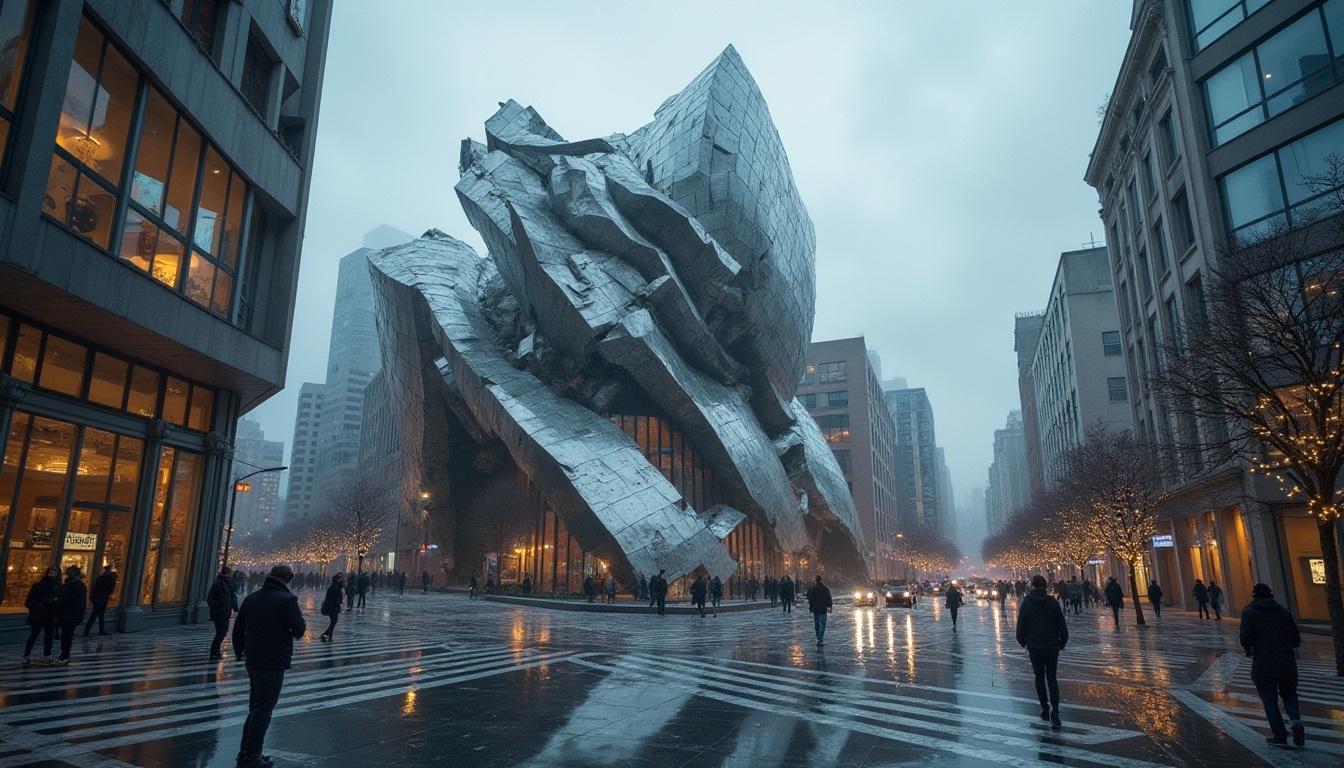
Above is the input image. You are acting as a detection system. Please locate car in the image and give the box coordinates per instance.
[972,584,1001,601]
[884,585,915,608]
[852,587,878,607]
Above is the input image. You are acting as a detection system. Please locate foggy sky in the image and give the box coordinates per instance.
[245,1,1135,518]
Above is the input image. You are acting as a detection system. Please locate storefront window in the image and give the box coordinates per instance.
[139,448,201,607]
[37,335,87,397]
[88,352,129,409]
[0,416,75,612]
[127,365,160,419]
[0,0,36,176]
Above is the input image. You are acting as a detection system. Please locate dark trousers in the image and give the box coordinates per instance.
[1110,604,1121,626]
[24,623,54,658]
[322,614,338,638]
[84,603,109,635]
[813,611,828,641]
[782,596,793,613]
[210,616,230,657]
[58,620,78,660]
[1197,600,1210,619]
[1211,601,1221,619]
[1149,599,1161,617]
[948,607,959,627]
[1029,649,1061,709]
[240,670,286,758]
[654,595,665,615]
[357,591,366,609]
[346,592,355,609]
[1252,674,1300,739]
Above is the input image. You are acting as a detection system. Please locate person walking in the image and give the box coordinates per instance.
[711,576,724,612]
[469,571,479,599]
[1208,581,1224,620]
[52,565,87,665]
[345,572,357,611]
[83,565,117,637]
[638,574,647,602]
[944,582,965,632]
[319,573,343,642]
[1193,579,1211,620]
[1147,580,1164,619]
[421,570,431,594]
[690,575,709,618]
[233,565,306,767]
[21,566,61,666]
[207,566,239,660]
[806,576,833,646]
[583,574,597,603]
[1240,583,1305,747]
[398,571,407,595]
[1066,577,1083,615]
[356,571,370,610]
[605,576,617,604]
[650,570,668,616]
[779,575,794,613]
[1104,576,1124,629]
[1016,574,1069,729]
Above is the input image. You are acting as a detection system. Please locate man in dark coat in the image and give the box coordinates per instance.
[1103,577,1124,629]
[1208,581,1224,620]
[1147,580,1164,619]
[21,566,61,665]
[83,565,117,637]
[1016,574,1069,728]
[690,574,709,617]
[944,582,965,631]
[207,566,239,660]
[1193,578,1211,619]
[233,565,305,768]
[711,576,725,610]
[356,571,370,609]
[583,574,597,603]
[1240,583,1304,747]
[54,565,87,665]
[779,575,794,613]
[806,575,833,645]
[649,570,668,616]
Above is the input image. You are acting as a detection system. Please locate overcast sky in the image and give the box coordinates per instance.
[246,1,1136,525]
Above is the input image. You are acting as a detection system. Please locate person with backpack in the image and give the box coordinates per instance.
[1017,575,1069,728]
[1240,583,1305,748]
[1066,577,1083,615]
[319,573,343,642]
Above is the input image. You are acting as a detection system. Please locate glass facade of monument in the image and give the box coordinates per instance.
[44,13,253,319]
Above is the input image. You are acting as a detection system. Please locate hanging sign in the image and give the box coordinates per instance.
[1151,535,1175,548]
[1309,558,1326,585]
[64,532,98,551]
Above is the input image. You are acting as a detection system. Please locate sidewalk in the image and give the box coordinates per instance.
[477,593,784,615]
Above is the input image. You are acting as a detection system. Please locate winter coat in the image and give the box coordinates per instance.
[806,583,833,614]
[1193,583,1209,603]
[649,575,668,598]
[207,575,239,621]
[24,576,59,627]
[689,579,707,604]
[1240,598,1301,677]
[233,576,306,671]
[1208,584,1223,606]
[583,577,597,596]
[944,586,964,609]
[778,579,793,600]
[357,573,370,594]
[1066,581,1083,601]
[1016,589,1069,651]
[1147,584,1164,603]
[1104,581,1124,607]
[321,583,343,617]
[89,571,118,606]
[56,577,87,624]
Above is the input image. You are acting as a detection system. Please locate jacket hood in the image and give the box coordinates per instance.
[1248,597,1282,611]
[1024,589,1053,605]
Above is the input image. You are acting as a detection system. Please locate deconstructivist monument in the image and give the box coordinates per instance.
[369,46,868,592]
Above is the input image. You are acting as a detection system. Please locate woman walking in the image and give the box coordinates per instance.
[945,582,965,632]
[1147,580,1164,618]
[319,573,344,642]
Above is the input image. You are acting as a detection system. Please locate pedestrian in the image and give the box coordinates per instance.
[52,565,86,665]
[232,568,246,601]
[83,564,117,637]
[1147,580,1164,618]
[345,571,357,610]
[368,570,376,596]
[233,565,306,767]
[422,570,431,594]
[399,571,407,595]
[638,574,648,602]
[1066,577,1083,615]
[646,574,657,608]
[207,566,239,660]
[1104,576,1124,629]
[690,574,709,618]
[356,571,370,610]
[583,574,597,603]
[711,576,724,611]
[650,569,668,616]
[944,582,965,631]
[1240,583,1305,748]
[779,575,794,613]
[319,573,344,642]
[605,576,616,604]
[1016,574,1068,728]
[1193,579,1210,619]
[469,571,479,599]
[522,574,533,596]
[767,575,778,607]
[805,575,833,646]
[1208,581,1224,620]
[21,566,61,666]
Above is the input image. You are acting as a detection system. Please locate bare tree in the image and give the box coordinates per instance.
[1055,424,1168,626]
[323,474,398,574]
[896,524,961,582]
[474,505,532,583]
[1155,163,1344,673]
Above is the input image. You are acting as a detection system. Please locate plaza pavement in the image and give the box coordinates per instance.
[1,590,1341,767]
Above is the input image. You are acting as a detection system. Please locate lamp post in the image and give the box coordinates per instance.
[222,465,287,569]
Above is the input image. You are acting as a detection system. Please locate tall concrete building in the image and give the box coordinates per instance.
[1086,0,1344,619]
[0,0,331,638]
[985,411,1029,536]
[230,418,284,541]
[1029,247,1134,485]
[356,369,413,571]
[800,337,900,579]
[884,388,949,539]
[284,226,408,521]
[1013,311,1047,498]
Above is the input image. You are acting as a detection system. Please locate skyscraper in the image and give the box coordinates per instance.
[985,411,1028,536]
[231,419,284,541]
[885,388,948,539]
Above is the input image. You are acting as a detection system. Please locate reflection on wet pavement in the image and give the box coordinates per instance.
[0,591,1340,767]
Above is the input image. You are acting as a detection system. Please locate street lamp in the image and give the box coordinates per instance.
[222,465,287,569]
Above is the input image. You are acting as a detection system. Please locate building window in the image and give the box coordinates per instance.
[1185,274,1207,330]
[1137,247,1154,298]
[1204,2,1344,146]
[0,0,36,178]
[1141,153,1157,199]
[1189,0,1271,52]
[1172,189,1197,253]
[1102,331,1122,356]
[833,449,852,474]
[1127,180,1143,232]
[1219,117,1344,239]
[1166,297,1183,354]
[815,414,850,443]
[1158,111,1180,169]
[139,448,203,608]
[798,393,816,409]
[241,34,271,119]
[816,361,846,383]
[1108,377,1128,402]
[800,363,815,386]
[1151,218,1170,274]
[1149,47,1169,84]
[1148,316,1163,375]
[180,0,223,58]
[827,390,849,407]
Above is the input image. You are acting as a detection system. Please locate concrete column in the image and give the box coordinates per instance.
[118,420,175,632]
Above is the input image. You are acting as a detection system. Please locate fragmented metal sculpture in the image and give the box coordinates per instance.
[369,45,869,585]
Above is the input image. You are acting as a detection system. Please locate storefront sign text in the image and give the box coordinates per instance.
[1310,558,1326,585]
[64,531,98,551]
[1151,535,1174,548]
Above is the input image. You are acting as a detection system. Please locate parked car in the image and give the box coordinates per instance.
[853,587,878,607]
[884,585,916,608]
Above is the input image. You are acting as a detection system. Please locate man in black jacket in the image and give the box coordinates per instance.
[21,566,61,666]
[233,565,306,768]
[1016,574,1068,728]
[649,570,668,616]
[806,575,833,646]
[1240,583,1304,747]
[54,565,87,665]
[83,565,117,637]
[207,567,239,660]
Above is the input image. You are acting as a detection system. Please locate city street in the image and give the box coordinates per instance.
[1,592,1340,768]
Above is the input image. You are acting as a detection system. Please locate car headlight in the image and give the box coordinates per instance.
[991,590,999,597]
[886,592,893,598]
[903,591,910,597]
[853,591,862,598]
[867,592,874,599]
